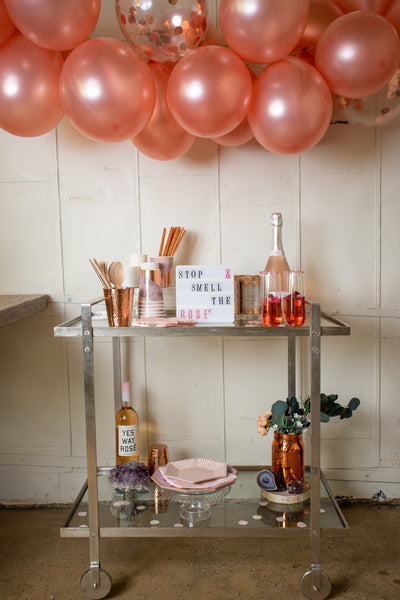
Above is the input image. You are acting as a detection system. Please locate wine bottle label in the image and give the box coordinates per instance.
[269,250,283,256]
[118,424,138,456]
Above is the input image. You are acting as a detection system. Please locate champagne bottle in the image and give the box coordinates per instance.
[115,381,138,465]
[264,212,290,284]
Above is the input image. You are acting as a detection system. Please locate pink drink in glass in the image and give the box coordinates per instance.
[262,294,282,327]
[283,293,305,327]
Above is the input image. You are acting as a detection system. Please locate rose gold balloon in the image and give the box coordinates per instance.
[386,0,400,37]
[4,0,100,51]
[0,35,64,137]
[295,0,344,55]
[132,62,195,161]
[334,66,400,125]
[212,116,253,147]
[0,0,15,47]
[201,21,223,47]
[335,0,392,13]
[219,0,309,64]
[248,56,333,155]
[167,45,252,138]
[315,12,400,98]
[60,38,156,143]
[116,0,207,63]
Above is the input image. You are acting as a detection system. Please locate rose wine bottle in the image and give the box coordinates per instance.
[264,212,290,284]
[115,381,138,465]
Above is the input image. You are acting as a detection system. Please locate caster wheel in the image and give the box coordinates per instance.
[80,568,112,599]
[299,569,332,600]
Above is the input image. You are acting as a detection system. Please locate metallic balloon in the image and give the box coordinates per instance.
[4,0,100,51]
[60,37,156,143]
[315,12,400,98]
[116,0,207,63]
[0,35,64,136]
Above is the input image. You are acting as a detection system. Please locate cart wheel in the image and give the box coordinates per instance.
[299,569,332,600]
[80,568,112,599]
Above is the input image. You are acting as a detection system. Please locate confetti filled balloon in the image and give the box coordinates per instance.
[116,0,208,63]
[334,66,400,126]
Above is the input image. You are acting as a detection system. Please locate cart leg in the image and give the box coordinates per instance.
[80,566,112,600]
[299,567,331,600]
[300,303,332,600]
[81,304,112,599]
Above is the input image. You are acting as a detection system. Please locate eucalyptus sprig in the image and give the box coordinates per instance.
[257,394,360,436]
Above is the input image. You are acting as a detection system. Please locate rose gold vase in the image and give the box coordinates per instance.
[271,431,304,491]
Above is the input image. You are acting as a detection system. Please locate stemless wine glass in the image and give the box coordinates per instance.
[283,271,306,327]
[260,271,282,327]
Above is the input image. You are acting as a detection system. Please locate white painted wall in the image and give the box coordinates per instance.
[1,1,399,504]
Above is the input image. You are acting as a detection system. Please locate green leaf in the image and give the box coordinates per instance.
[340,407,353,419]
[271,400,287,416]
[320,413,330,422]
[348,397,360,411]
[326,403,342,417]
[320,393,333,413]
[288,397,299,413]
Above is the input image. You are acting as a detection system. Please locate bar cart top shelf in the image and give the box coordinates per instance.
[54,298,350,339]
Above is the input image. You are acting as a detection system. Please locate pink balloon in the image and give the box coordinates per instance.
[116,0,207,63]
[335,0,392,13]
[167,45,252,138]
[315,12,400,98]
[218,0,309,64]
[211,116,253,147]
[248,57,333,155]
[60,38,156,143]
[0,35,64,137]
[132,62,195,161]
[4,0,100,51]
[334,66,400,125]
[201,21,224,47]
[0,0,15,47]
[295,0,344,55]
[386,0,400,38]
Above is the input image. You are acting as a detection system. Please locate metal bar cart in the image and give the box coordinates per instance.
[54,299,351,600]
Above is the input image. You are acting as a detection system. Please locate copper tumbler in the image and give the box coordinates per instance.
[147,443,169,475]
[104,288,134,327]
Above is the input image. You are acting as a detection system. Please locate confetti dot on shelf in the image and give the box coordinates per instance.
[238,520,248,526]
[78,511,87,517]
[259,501,268,507]
[79,524,88,528]
[320,508,326,514]
[234,499,243,503]
[136,505,146,511]
[150,519,160,525]
[276,516,285,522]
[297,521,307,528]
[303,509,309,514]
[174,523,184,528]
[252,514,262,520]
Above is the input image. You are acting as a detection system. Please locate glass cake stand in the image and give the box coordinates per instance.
[159,484,232,524]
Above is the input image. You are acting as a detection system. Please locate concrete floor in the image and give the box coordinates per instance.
[0,503,399,600]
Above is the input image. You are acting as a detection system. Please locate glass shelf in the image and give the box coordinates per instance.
[54,299,350,339]
[61,467,348,539]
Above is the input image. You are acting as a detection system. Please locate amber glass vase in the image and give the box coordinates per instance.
[271,431,304,491]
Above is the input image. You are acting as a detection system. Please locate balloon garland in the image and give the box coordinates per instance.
[1,0,400,158]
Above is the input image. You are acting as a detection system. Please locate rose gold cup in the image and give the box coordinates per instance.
[151,256,173,287]
[147,443,170,475]
[104,288,134,327]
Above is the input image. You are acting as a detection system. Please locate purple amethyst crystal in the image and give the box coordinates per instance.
[286,479,303,495]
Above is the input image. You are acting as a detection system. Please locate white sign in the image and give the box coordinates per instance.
[176,265,234,323]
